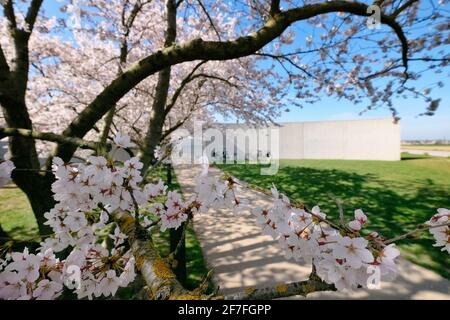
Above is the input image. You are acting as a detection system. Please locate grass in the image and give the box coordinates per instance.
[0,185,38,241]
[144,166,211,291]
[217,153,450,279]
[0,165,211,296]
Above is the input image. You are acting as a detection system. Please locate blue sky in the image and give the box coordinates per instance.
[40,1,449,140]
[274,92,450,141]
[218,2,450,141]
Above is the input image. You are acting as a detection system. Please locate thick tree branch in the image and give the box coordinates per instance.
[2,0,17,30]
[222,278,335,300]
[55,1,410,163]
[113,210,335,300]
[25,0,44,33]
[139,0,178,172]
[269,0,281,16]
[113,210,207,300]
[0,44,10,77]
[0,127,101,150]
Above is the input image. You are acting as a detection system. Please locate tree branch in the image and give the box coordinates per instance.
[0,127,101,150]
[162,91,204,140]
[255,52,316,79]
[164,73,239,118]
[113,210,335,300]
[269,0,281,16]
[196,0,221,41]
[0,44,10,77]
[112,210,207,300]
[390,0,418,18]
[55,1,410,162]
[2,0,17,30]
[163,60,207,116]
[25,0,44,33]
[222,278,335,300]
[384,220,450,245]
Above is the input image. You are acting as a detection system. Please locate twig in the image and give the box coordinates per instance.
[171,215,191,258]
[128,187,141,234]
[384,221,450,245]
[229,177,343,230]
[328,193,345,226]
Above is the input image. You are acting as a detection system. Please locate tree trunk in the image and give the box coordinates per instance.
[21,175,55,236]
[140,0,177,173]
[0,87,54,236]
[0,23,54,236]
[140,73,170,173]
[169,225,187,286]
[165,163,187,285]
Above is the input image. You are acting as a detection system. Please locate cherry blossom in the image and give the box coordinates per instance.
[113,132,136,149]
[427,208,450,254]
[0,0,449,300]
[373,244,401,279]
[348,209,368,231]
[333,236,374,269]
[0,135,449,298]
[109,226,127,247]
[95,270,121,298]
[33,280,63,300]
[0,248,63,300]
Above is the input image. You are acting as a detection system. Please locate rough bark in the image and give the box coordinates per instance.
[140,0,178,173]
[113,211,190,299]
[140,68,172,172]
[113,210,335,300]
[139,0,189,285]
[0,0,54,235]
[169,226,187,286]
[222,278,335,300]
[0,80,53,235]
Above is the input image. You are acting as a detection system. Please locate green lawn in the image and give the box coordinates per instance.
[0,165,211,296]
[217,153,450,279]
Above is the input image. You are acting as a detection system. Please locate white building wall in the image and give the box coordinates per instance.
[278,118,400,161]
[278,123,304,159]
[208,118,400,161]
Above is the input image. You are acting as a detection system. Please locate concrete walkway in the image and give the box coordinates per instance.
[175,165,450,299]
[402,149,450,158]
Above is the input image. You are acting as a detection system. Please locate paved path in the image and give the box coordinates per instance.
[175,165,450,299]
[402,149,450,158]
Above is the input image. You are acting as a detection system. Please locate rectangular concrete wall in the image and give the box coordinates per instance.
[278,118,400,160]
[207,118,400,161]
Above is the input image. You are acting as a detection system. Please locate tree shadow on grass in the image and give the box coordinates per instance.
[217,164,450,279]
